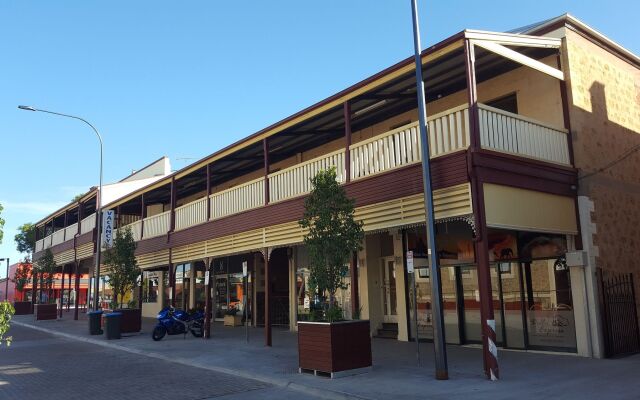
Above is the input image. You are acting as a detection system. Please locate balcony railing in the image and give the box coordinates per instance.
[117,219,143,241]
[478,104,570,165]
[210,177,264,220]
[175,197,208,230]
[143,211,170,238]
[268,149,346,203]
[51,229,66,246]
[65,224,78,241]
[80,213,96,234]
[37,104,569,244]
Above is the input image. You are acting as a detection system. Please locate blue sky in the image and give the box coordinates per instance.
[1,1,638,275]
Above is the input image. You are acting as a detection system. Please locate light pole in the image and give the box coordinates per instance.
[18,105,104,311]
[0,258,9,301]
[410,0,449,380]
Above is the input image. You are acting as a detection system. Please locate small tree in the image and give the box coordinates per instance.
[0,203,5,244]
[299,168,364,322]
[103,227,139,309]
[11,264,31,301]
[36,249,57,304]
[15,223,36,258]
[0,301,14,347]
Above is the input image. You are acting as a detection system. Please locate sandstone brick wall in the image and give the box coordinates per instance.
[563,28,640,322]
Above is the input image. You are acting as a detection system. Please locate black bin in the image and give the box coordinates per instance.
[88,310,103,335]
[104,312,122,340]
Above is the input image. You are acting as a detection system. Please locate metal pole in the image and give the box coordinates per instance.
[413,270,420,366]
[18,106,104,311]
[410,0,448,380]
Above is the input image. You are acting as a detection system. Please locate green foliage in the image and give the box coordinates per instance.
[14,223,36,256]
[12,264,31,293]
[103,227,139,309]
[0,203,5,244]
[299,168,364,320]
[352,305,363,321]
[71,193,86,202]
[0,301,14,347]
[35,249,57,303]
[325,305,344,323]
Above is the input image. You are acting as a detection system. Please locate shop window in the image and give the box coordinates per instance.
[142,271,159,303]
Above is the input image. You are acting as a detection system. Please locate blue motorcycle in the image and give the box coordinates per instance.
[152,306,205,341]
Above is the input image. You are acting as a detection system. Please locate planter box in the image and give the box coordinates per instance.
[298,320,372,378]
[34,304,57,321]
[224,314,243,327]
[113,308,142,333]
[13,301,33,315]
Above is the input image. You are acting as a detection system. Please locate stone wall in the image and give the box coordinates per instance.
[563,28,640,323]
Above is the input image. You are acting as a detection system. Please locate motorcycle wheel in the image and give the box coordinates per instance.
[152,326,167,341]
[191,321,204,338]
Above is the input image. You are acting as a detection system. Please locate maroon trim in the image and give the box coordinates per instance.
[170,177,176,233]
[264,249,271,347]
[206,164,212,221]
[344,102,352,183]
[263,139,270,205]
[472,150,577,197]
[140,194,146,239]
[350,252,359,317]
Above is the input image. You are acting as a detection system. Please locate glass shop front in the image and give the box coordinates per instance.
[406,222,577,352]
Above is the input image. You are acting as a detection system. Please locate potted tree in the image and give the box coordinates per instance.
[103,227,142,334]
[12,263,32,315]
[34,249,58,320]
[297,168,370,378]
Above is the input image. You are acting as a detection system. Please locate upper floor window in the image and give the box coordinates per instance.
[486,93,518,114]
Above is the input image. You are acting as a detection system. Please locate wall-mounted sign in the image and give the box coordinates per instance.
[102,210,115,248]
[242,261,248,277]
[406,251,414,273]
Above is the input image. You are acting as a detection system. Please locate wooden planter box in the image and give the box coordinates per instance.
[13,301,33,315]
[224,314,243,327]
[113,308,142,334]
[34,304,57,321]
[298,320,372,378]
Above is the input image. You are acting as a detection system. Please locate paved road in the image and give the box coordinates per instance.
[0,325,319,400]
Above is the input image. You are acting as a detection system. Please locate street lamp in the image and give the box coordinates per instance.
[0,258,9,301]
[18,105,104,311]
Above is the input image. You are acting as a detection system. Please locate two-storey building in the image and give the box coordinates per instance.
[31,14,640,376]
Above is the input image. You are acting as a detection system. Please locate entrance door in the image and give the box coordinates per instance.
[381,257,398,323]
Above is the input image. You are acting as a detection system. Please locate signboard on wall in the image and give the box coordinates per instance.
[406,251,414,273]
[102,209,115,248]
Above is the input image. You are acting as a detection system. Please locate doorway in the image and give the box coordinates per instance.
[381,257,398,324]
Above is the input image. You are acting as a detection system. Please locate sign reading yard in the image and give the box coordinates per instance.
[102,209,115,248]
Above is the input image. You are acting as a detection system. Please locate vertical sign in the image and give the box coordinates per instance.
[102,209,115,248]
[242,261,249,342]
[242,261,248,277]
[406,251,414,273]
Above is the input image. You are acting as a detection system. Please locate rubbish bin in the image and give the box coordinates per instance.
[104,312,122,340]
[88,310,103,335]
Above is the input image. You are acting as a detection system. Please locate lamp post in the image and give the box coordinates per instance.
[18,105,104,311]
[410,0,449,380]
[0,258,9,301]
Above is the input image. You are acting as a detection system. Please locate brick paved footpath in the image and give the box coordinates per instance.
[0,325,318,400]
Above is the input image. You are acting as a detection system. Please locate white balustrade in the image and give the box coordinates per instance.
[427,104,471,157]
[175,197,208,230]
[51,229,65,246]
[64,224,78,240]
[35,239,44,253]
[268,150,346,203]
[478,104,570,165]
[350,121,422,180]
[143,211,170,238]
[80,213,96,234]
[118,219,142,241]
[43,234,53,249]
[210,177,265,220]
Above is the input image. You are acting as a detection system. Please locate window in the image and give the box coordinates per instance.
[486,93,518,114]
[142,271,159,303]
